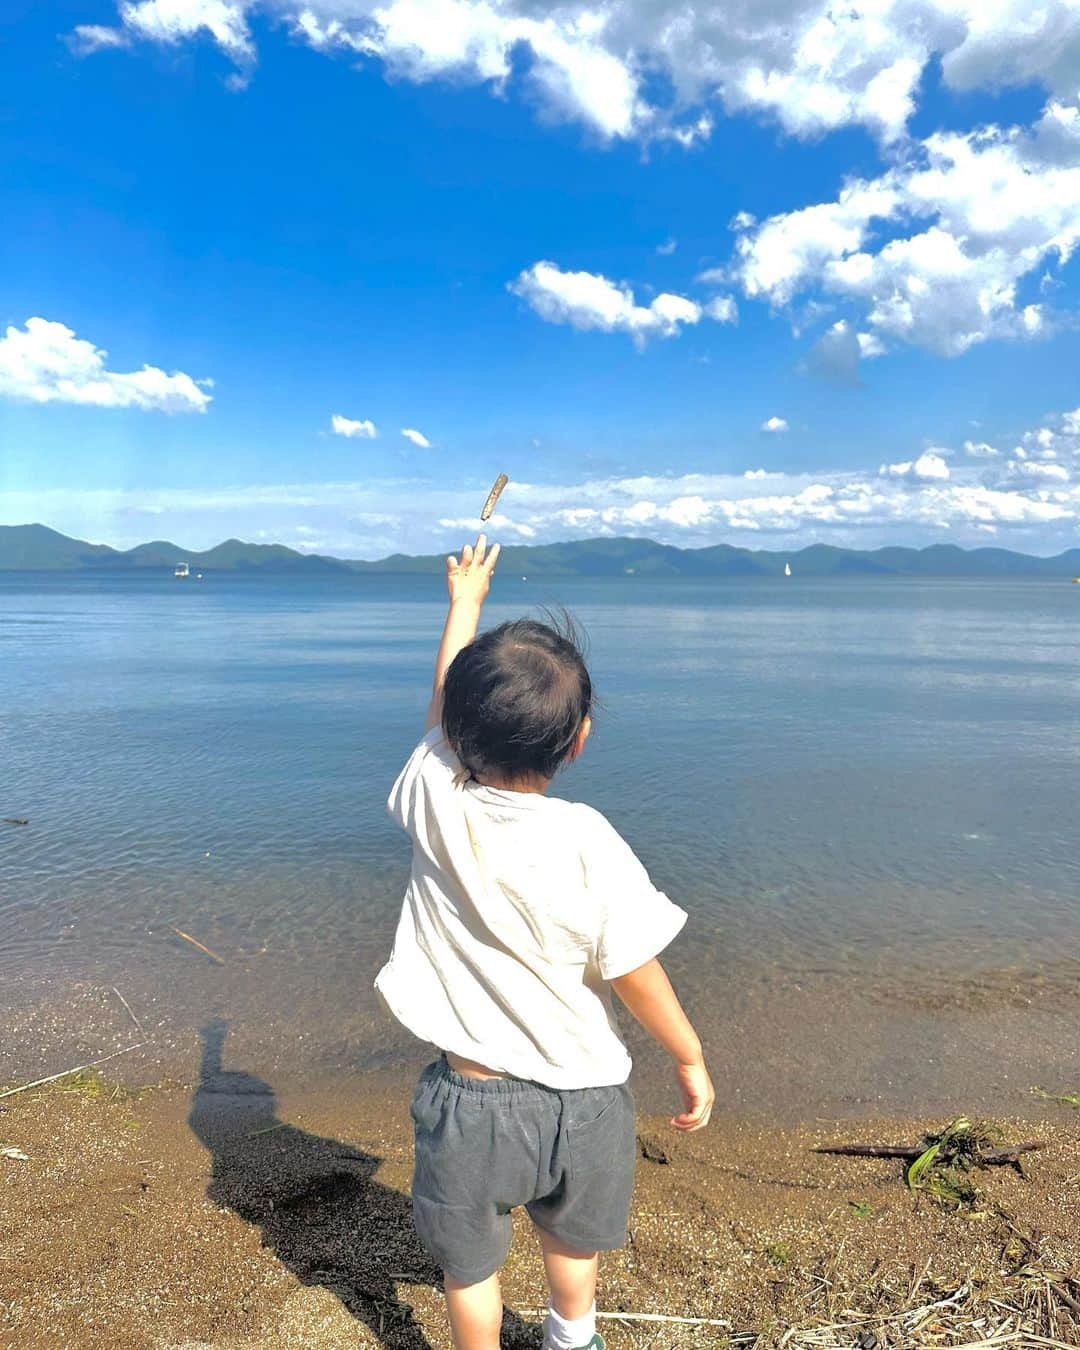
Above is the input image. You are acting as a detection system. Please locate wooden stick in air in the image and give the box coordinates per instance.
[480,473,509,522]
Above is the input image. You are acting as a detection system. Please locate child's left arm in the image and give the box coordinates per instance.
[425,533,501,731]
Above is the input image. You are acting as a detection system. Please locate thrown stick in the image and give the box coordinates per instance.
[110,986,144,1034]
[0,1042,146,1100]
[168,925,225,965]
[480,473,509,522]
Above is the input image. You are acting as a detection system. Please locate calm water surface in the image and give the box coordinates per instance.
[2,572,1078,1115]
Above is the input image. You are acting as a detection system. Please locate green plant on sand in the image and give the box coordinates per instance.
[1031,1085,1080,1109]
[904,1116,1002,1209]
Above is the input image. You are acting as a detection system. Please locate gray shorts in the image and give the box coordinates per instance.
[409,1056,636,1285]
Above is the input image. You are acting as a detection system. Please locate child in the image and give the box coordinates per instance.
[376,533,715,1350]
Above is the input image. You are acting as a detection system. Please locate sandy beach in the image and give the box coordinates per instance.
[1,1032,1077,1350]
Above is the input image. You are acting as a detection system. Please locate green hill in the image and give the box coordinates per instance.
[346,536,1080,578]
[0,524,350,573]
[3,522,1080,578]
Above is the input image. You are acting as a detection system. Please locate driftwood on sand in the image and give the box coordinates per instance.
[813,1141,1046,1166]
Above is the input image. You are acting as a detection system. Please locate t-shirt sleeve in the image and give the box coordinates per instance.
[386,726,460,838]
[580,808,688,980]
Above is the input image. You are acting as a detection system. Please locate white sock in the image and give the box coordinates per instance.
[545,1301,596,1350]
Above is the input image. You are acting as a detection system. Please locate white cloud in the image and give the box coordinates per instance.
[1004,459,1070,483]
[733,98,1080,357]
[880,451,951,481]
[510,261,736,345]
[510,261,698,343]
[762,416,789,433]
[331,413,377,438]
[656,238,677,255]
[704,295,738,324]
[963,439,999,457]
[71,2,1080,144]
[75,0,254,62]
[439,512,536,538]
[0,317,211,413]
[401,426,432,447]
[70,23,133,51]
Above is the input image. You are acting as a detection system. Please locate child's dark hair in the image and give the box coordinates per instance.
[442,613,592,783]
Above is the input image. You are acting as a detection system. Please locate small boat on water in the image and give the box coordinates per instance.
[174,563,189,578]
[784,562,792,577]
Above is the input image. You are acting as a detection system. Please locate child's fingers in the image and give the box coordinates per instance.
[446,554,458,573]
[485,542,501,571]
[461,542,474,566]
[670,1105,711,1131]
[474,533,487,564]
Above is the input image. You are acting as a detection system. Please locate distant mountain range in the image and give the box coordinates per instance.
[3,522,1080,578]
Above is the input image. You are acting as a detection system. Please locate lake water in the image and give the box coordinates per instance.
[2,571,1078,1117]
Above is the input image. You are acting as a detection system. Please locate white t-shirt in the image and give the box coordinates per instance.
[375,727,688,1089]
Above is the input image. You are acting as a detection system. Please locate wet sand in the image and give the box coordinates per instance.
[1,1024,1077,1349]
[3,941,1080,1125]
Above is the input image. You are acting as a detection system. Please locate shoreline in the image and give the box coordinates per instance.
[4,952,1080,1126]
[1,1060,1077,1349]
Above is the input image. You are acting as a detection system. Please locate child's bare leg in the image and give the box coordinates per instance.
[533,1223,599,1318]
[444,1272,503,1350]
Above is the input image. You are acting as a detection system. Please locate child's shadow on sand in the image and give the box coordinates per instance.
[188,1019,539,1349]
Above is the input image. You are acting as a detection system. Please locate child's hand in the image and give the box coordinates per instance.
[446,534,500,607]
[671,1058,715,1131]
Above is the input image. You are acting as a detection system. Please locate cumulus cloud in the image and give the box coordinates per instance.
[510,261,735,345]
[73,0,254,63]
[70,2,1080,144]
[762,416,789,433]
[439,512,536,538]
[704,295,738,324]
[401,427,432,448]
[11,404,1080,555]
[0,317,211,413]
[331,413,376,438]
[733,99,1080,357]
[880,451,951,482]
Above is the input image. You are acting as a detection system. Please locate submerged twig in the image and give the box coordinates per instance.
[0,1042,146,1100]
[110,986,144,1034]
[168,925,225,965]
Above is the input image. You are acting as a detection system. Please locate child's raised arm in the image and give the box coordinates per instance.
[610,957,715,1131]
[425,533,501,731]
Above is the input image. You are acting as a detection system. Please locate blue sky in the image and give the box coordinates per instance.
[2,1,1080,557]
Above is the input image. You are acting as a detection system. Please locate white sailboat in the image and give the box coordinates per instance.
[174,562,190,578]
[784,562,792,577]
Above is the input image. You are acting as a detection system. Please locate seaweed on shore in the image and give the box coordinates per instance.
[814,1116,1048,1216]
[1031,1085,1080,1109]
